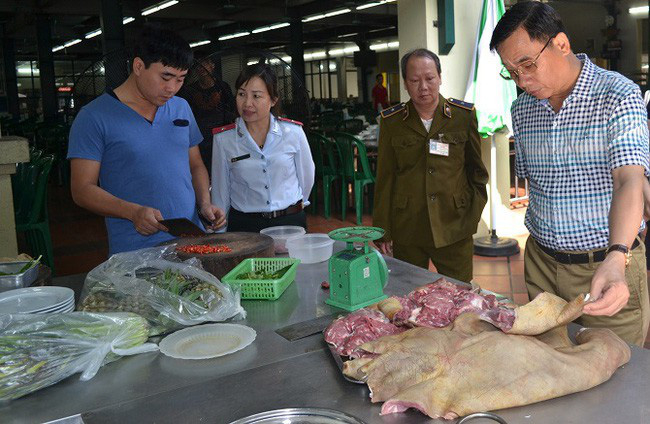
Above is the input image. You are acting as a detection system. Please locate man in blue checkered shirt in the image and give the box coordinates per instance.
[490,2,649,346]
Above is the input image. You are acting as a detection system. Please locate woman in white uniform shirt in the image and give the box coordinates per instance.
[211,63,315,232]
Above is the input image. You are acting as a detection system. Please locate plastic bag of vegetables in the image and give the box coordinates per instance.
[0,312,157,401]
[78,245,245,335]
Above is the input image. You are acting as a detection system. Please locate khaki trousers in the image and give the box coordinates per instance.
[524,236,650,346]
[393,236,474,283]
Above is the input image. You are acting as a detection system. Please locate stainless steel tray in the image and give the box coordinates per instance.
[0,261,40,292]
[326,342,365,385]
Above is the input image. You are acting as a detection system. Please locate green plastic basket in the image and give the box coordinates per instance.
[221,258,300,300]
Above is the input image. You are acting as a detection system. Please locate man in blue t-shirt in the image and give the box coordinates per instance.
[68,25,225,255]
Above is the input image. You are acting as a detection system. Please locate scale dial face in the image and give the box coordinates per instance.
[328,226,385,243]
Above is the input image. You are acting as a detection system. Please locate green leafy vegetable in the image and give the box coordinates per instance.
[236,264,293,280]
[0,312,150,401]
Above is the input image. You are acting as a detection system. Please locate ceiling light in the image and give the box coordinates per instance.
[356,0,396,10]
[52,39,82,52]
[252,22,290,34]
[357,2,381,10]
[330,46,360,56]
[64,39,82,48]
[337,32,358,38]
[141,0,179,16]
[302,8,351,23]
[83,16,133,42]
[218,31,250,41]
[189,40,211,48]
[304,51,327,60]
[85,29,102,39]
[370,40,399,51]
[629,6,648,15]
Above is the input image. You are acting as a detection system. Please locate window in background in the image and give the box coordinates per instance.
[345,57,358,98]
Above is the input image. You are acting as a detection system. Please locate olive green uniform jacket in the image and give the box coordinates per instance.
[372,96,488,248]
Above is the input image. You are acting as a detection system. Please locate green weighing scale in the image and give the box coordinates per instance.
[325,226,389,311]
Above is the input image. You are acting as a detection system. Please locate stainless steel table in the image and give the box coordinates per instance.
[2,246,649,424]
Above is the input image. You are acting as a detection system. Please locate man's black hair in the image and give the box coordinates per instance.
[376,73,383,79]
[132,24,193,70]
[400,49,441,79]
[490,1,566,51]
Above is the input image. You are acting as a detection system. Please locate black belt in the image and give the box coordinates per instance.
[535,237,640,265]
[233,201,303,219]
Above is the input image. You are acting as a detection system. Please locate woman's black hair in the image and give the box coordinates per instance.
[400,49,441,79]
[490,1,567,51]
[235,62,281,116]
[132,24,193,70]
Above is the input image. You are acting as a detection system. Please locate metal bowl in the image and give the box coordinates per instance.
[0,261,40,292]
[229,408,367,424]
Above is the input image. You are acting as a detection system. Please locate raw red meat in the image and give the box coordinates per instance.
[324,308,404,358]
[325,278,516,358]
[383,278,515,330]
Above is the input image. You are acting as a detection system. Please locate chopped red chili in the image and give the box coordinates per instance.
[176,244,232,254]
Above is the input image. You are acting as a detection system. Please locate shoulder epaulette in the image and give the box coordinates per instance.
[380,103,406,119]
[212,123,236,135]
[448,98,474,110]
[278,117,303,126]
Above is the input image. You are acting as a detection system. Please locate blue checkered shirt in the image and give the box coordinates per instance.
[512,54,650,251]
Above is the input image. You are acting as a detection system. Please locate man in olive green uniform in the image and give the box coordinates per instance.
[373,49,488,283]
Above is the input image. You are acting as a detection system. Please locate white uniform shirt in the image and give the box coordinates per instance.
[211,115,315,221]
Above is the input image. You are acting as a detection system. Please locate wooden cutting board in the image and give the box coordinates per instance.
[168,232,275,279]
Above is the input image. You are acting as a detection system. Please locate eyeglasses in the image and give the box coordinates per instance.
[499,37,554,81]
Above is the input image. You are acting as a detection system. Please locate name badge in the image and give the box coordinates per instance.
[429,139,449,156]
[231,154,251,163]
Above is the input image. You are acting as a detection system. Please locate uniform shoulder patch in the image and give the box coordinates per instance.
[278,117,303,126]
[448,98,474,110]
[380,102,406,119]
[212,123,236,135]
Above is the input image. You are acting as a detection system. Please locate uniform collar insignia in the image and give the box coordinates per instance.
[443,103,452,118]
[403,103,409,120]
[270,115,281,134]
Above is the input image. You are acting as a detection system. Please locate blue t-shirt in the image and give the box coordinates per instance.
[68,92,203,255]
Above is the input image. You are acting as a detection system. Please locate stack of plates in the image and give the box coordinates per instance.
[0,286,75,315]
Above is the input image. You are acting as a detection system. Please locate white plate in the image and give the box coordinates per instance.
[0,287,75,314]
[35,303,75,314]
[30,298,75,313]
[159,324,256,360]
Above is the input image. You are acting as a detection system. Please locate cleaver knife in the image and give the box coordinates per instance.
[159,218,206,237]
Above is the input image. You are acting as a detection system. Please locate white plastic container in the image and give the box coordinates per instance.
[285,234,335,264]
[260,226,306,254]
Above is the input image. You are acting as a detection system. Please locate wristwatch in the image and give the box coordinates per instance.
[606,244,631,267]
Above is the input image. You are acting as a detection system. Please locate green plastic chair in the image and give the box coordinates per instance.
[331,132,376,225]
[12,153,56,273]
[336,118,365,134]
[35,123,70,186]
[306,131,325,215]
[319,111,343,134]
[310,132,343,219]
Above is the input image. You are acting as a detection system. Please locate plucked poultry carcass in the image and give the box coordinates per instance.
[325,280,631,420]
